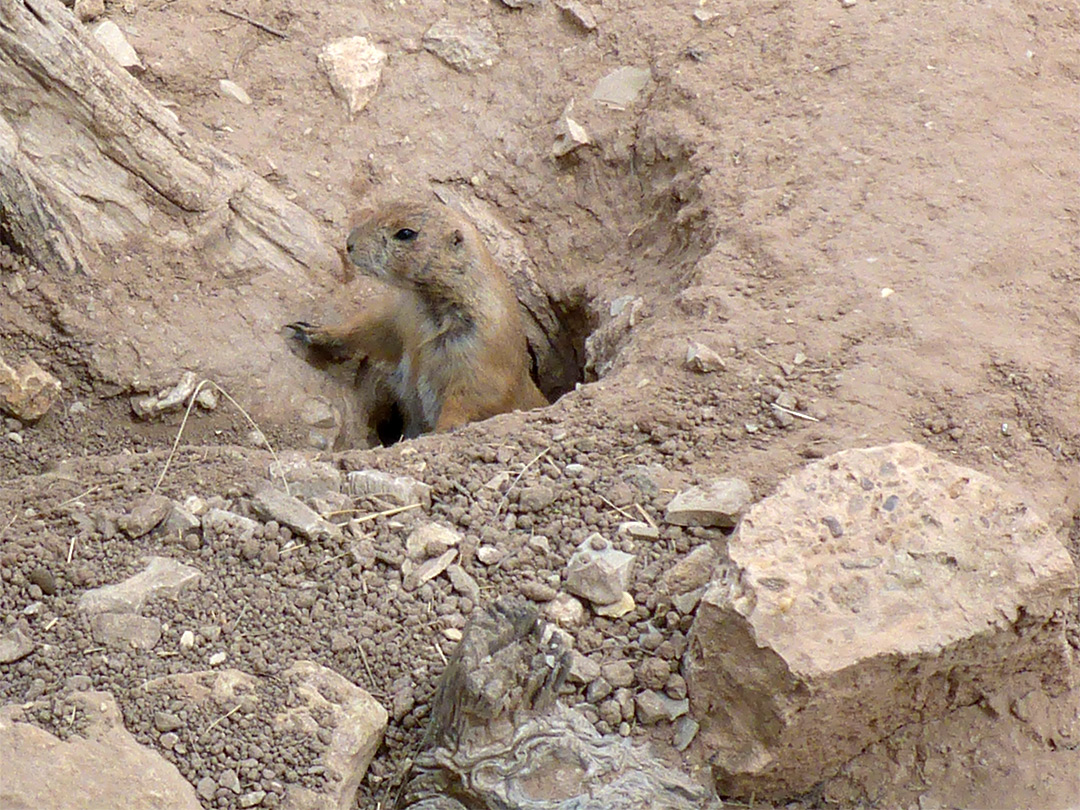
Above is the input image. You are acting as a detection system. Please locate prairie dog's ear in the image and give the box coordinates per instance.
[450,228,464,247]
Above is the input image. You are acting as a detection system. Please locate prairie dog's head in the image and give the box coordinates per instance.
[345,200,485,295]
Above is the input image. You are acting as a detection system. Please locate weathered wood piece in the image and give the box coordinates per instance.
[397,597,719,810]
[0,0,338,280]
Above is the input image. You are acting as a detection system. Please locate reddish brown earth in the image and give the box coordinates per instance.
[2,1,1078,808]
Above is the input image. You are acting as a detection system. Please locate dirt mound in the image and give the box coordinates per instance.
[2,0,1079,808]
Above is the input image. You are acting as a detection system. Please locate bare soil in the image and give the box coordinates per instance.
[2,0,1079,808]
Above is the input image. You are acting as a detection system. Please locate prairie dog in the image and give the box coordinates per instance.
[288,199,546,439]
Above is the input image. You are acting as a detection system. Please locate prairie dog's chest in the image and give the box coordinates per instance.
[389,312,456,430]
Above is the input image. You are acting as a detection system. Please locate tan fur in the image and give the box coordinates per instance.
[289,199,546,439]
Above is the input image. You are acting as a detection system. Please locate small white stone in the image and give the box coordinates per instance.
[179,630,195,650]
[476,546,505,565]
[183,495,208,516]
[93,21,142,71]
[209,651,226,666]
[318,36,387,116]
[545,593,585,628]
[552,100,591,157]
[195,388,219,410]
[593,591,635,618]
[218,79,252,105]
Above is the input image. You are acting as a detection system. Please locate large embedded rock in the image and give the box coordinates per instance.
[275,661,387,810]
[267,454,344,498]
[686,442,1077,799]
[0,692,200,809]
[345,469,431,508]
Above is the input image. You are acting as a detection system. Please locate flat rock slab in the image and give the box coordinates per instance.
[345,469,431,508]
[686,441,1077,798]
[275,660,387,810]
[251,487,340,543]
[664,478,751,528]
[77,556,201,615]
[0,692,199,810]
[91,613,163,650]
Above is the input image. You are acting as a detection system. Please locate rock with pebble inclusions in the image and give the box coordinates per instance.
[0,355,61,421]
[686,442,1077,799]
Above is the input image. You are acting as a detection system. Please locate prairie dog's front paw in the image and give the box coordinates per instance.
[285,321,350,361]
[285,321,323,346]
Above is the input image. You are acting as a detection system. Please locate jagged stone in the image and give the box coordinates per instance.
[118,494,173,538]
[318,36,386,117]
[635,690,689,725]
[405,523,462,561]
[664,478,752,528]
[78,556,201,615]
[684,341,727,373]
[0,625,34,663]
[251,487,340,543]
[422,19,500,72]
[403,548,457,592]
[661,543,719,595]
[686,442,1078,799]
[564,534,635,607]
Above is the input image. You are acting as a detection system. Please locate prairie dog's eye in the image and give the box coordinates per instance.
[393,228,418,241]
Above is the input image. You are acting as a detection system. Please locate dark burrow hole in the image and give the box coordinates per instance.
[364,286,596,447]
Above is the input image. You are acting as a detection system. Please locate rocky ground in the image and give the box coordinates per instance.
[3,0,1080,808]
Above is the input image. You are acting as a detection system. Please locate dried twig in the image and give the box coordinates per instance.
[596,493,636,522]
[0,513,16,542]
[218,7,288,39]
[230,603,247,634]
[202,704,242,738]
[495,447,551,515]
[357,642,377,689]
[55,486,99,510]
[433,639,448,666]
[349,503,423,523]
[770,402,821,423]
[750,347,785,370]
[154,379,289,496]
[634,502,658,528]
